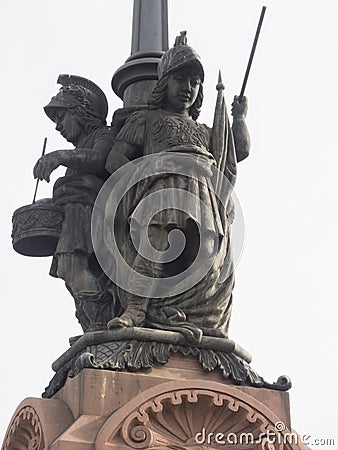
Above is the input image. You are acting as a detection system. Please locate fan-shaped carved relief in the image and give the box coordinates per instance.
[2,398,74,450]
[96,381,295,449]
[2,406,44,450]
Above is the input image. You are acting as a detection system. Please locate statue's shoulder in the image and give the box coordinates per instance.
[84,125,117,148]
[114,108,150,146]
[200,122,211,132]
[127,108,150,125]
[112,107,148,127]
[93,125,116,139]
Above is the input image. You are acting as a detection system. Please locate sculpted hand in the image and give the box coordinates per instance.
[33,151,62,182]
[231,95,248,119]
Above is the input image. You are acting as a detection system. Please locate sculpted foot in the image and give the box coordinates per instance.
[107,309,146,329]
[107,316,134,329]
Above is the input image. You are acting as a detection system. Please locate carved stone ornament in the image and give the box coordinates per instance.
[2,406,44,450]
[95,380,299,449]
[1,398,74,450]
[42,328,291,398]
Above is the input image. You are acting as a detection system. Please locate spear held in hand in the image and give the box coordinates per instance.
[239,5,267,100]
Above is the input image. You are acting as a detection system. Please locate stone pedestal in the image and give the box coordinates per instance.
[2,355,308,449]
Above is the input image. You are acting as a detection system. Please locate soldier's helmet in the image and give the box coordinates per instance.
[44,74,108,123]
[157,31,204,82]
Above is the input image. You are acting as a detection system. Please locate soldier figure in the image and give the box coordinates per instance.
[34,75,118,332]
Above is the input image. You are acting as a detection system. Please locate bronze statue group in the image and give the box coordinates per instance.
[33,35,250,343]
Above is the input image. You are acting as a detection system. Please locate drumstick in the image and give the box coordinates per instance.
[32,137,48,204]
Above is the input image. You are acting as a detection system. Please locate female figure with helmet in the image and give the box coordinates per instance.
[104,33,250,341]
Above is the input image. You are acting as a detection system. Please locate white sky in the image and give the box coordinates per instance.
[1,0,337,446]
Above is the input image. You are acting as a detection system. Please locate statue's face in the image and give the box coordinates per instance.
[165,65,201,115]
[54,108,83,144]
